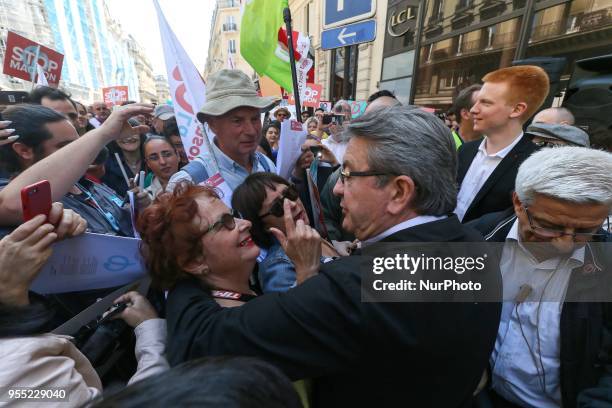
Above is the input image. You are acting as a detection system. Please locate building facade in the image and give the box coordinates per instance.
[0,0,55,92]
[155,74,170,104]
[409,0,612,109]
[203,0,254,81]
[287,0,611,108]
[127,34,157,103]
[288,0,388,103]
[0,0,153,104]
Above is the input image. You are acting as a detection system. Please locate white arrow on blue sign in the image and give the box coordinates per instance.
[324,0,376,29]
[321,19,377,51]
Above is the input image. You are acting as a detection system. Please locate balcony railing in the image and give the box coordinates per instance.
[218,0,238,9]
[223,23,237,32]
[530,8,612,42]
[422,31,517,65]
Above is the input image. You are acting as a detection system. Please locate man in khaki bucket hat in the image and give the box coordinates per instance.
[168,69,279,191]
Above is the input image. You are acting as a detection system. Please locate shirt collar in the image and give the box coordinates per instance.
[212,138,256,172]
[505,219,585,266]
[362,215,448,247]
[479,132,524,159]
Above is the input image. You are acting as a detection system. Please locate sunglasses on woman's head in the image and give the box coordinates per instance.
[260,185,299,219]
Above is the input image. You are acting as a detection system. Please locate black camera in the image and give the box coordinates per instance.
[309,145,323,159]
[322,114,345,126]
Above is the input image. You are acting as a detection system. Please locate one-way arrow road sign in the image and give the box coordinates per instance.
[321,19,377,50]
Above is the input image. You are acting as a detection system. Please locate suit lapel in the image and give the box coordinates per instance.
[457,142,480,184]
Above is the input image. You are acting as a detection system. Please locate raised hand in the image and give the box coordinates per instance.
[96,103,153,143]
[111,291,158,328]
[269,199,321,284]
[0,215,58,306]
[0,120,18,147]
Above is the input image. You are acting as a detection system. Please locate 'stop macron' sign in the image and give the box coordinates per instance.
[324,0,376,29]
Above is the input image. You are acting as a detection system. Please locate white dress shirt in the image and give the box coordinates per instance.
[455,133,523,221]
[490,220,585,407]
[322,135,348,164]
[362,215,448,247]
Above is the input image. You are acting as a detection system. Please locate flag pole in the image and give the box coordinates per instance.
[282,7,302,122]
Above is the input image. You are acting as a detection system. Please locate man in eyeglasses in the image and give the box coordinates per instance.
[468,147,612,408]
[164,105,502,407]
[321,100,352,164]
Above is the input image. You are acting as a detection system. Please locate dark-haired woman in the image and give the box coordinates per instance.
[263,121,281,162]
[103,120,146,198]
[232,172,339,293]
[142,136,179,198]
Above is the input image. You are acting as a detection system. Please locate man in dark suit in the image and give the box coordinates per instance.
[165,106,501,407]
[467,146,612,408]
[455,66,549,223]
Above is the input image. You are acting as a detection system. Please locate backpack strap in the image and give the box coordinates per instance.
[256,152,272,172]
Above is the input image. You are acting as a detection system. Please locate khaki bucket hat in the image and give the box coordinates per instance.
[197,69,280,122]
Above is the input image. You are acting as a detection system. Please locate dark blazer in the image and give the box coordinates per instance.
[457,136,537,223]
[166,216,502,408]
[470,211,612,408]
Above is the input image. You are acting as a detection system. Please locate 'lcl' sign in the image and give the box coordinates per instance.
[388,5,417,37]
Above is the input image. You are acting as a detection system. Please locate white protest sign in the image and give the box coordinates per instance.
[276,119,307,180]
[31,232,145,294]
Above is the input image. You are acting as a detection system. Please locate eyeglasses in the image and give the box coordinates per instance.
[260,184,299,218]
[204,209,238,235]
[146,150,176,162]
[533,140,567,148]
[524,207,609,240]
[339,166,394,184]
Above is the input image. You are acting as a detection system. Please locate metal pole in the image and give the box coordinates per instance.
[409,1,427,104]
[514,0,537,60]
[283,7,303,122]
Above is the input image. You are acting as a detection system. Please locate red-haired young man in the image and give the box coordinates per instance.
[455,65,549,223]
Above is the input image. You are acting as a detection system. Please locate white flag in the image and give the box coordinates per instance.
[153,0,211,163]
[36,64,48,87]
[154,0,235,206]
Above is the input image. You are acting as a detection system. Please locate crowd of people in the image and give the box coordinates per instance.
[0,64,610,408]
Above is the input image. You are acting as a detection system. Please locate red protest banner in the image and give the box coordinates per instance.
[103,86,129,106]
[288,83,323,108]
[2,31,64,86]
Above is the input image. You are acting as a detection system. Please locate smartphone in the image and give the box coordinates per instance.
[21,180,52,222]
[322,114,333,125]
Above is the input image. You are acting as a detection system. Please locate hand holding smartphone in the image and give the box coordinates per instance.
[21,180,52,222]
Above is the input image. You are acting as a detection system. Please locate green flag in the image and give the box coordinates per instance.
[241,0,293,91]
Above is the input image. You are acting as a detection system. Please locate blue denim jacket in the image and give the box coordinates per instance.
[258,241,297,293]
[258,239,336,293]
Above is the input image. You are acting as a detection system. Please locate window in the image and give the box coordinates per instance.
[308,2,316,36]
[330,46,358,101]
[223,15,237,31]
[456,33,464,55]
[228,39,236,54]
